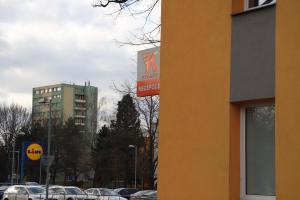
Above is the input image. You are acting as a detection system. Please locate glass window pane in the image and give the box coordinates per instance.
[246,106,275,196]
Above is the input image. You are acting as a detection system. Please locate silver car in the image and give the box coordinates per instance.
[85,188,126,200]
[48,186,97,200]
[2,185,45,200]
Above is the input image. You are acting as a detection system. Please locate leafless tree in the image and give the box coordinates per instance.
[92,0,161,46]
[97,96,116,129]
[113,81,159,188]
[0,103,31,152]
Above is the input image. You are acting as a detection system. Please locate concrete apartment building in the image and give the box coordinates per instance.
[159,0,300,200]
[32,82,98,144]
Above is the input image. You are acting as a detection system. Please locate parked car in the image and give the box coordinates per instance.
[113,188,138,200]
[129,190,154,200]
[85,188,126,200]
[25,182,39,186]
[48,186,97,200]
[140,191,156,200]
[2,185,46,200]
[0,186,9,200]
[111,189,124,194]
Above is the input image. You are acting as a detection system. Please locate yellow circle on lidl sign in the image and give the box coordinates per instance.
[26,143,44,161]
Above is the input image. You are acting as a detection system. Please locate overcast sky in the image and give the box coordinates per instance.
[0,0,160,111]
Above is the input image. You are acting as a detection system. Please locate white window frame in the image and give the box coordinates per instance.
[240,107,276,200]
[244,0,276,11]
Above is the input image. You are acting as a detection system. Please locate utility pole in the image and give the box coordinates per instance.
[11,137,15,184]
[45,98,52,200]
[38,98,52,200]
[129,145,137,188]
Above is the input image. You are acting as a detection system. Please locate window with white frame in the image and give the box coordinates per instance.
[241,105,275,200]
[245,0,276,10]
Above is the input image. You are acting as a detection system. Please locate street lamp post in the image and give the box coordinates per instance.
[11,137,16,185]
[38,98,52,200]
[128,145,137,189]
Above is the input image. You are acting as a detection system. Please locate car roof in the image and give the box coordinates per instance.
[49,186,64,188]
[64,186,80,188]
[132,190,153,196]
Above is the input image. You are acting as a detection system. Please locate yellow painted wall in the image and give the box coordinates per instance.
[230,104,240,200]
[276,1,300,199]
[159,1,232,200]
[232,0,244,14]
[63,86,74,122]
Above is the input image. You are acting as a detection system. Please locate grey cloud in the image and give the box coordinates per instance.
[0,0,154,108]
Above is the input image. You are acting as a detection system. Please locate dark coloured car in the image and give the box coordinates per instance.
[114,188,138,200]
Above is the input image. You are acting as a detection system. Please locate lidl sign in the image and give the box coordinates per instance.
[137,47,160,97]
[25,143,44,161]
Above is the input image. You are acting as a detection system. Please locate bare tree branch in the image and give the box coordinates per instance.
[93,0,161,46]
[112,81,159,188]
[0,103,30,152]
[92,0,129,7]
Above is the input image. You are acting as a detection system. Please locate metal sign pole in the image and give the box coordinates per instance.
[45,99,52,200]
[20,142,25,183]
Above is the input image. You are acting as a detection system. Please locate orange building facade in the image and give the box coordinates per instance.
[158,1,300,200]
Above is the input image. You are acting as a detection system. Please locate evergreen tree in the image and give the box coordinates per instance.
[92,125,112,187]
[111,94,142,186]
[92,94,143,187]
[60,118,86,185]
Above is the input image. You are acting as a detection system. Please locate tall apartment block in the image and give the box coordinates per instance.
[32,82,98,144]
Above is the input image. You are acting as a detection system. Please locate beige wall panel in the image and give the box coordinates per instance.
[63,86,74,122]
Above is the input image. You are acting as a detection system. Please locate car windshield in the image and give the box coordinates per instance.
[113,188,124,193]
[133,190,153,196]
[65,187,85,195]
[27,187,45,194]
[99,189,118,196]
[0,186,8,191]
[26,182,39,186]
[145,191,157,197]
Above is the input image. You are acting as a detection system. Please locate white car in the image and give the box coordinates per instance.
[2,185,47,200]
[85,188,126,200]
[48,186,97,200]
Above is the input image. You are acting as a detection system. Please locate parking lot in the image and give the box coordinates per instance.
[0,184,157,200]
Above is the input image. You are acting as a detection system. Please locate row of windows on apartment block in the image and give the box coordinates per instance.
[32,119,86,127]
[35,108,87,116]
[75,103,87,108]
[34,104,87,112]
[33,112,86,120]
[34,102,61,109]
[75,111,86,116]
[247,0,275,9]
[75,118,85,124]
[75,95,86,100]
[35,87,62,94]
[34,95,62,105]
[75,88,85,94]
[33,111,61,118]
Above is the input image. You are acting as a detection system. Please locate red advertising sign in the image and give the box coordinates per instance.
[137,47,160,97]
